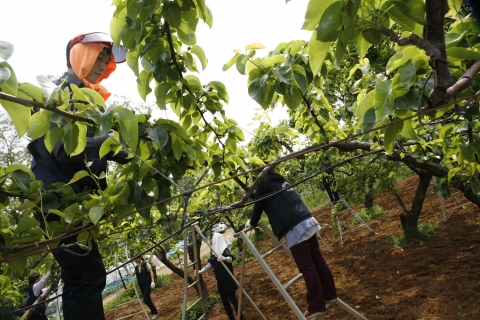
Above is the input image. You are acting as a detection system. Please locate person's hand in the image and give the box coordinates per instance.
[245,220,252,229]
[217,255,227,262]
[150,282,155,289]
[194,270,202,276]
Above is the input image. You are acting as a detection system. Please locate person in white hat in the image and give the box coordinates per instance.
[196,223,245,320]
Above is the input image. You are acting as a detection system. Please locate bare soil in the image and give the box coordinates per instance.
[104,176,480,319]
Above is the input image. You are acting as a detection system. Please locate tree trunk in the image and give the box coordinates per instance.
[187,238,209,296]
[364,184,374,209]
[399,170,433,242]
[153,246,199,294]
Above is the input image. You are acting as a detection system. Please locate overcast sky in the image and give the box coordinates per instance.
[1,0,311,135]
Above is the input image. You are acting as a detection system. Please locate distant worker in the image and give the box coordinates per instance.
[322,163,341,204]
[245,170,337,319]
[124,254,159,319]
[196,223,245,320]
[26,272,51,320]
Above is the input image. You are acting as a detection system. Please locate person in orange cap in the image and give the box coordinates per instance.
[27,32,129,320]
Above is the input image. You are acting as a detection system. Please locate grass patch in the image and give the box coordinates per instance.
[303,190,330,211]
[177,294,218,320]
[391,221,439,248]
[357,205,385,221]
[103,274,172,311]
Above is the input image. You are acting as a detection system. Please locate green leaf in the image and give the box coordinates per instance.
[0,65,11,87]
[308,31,331,76]
[27,110,51,139]
[448,167,462,184]
[260,55,286,69]
[6,164,35,180]
[272,66,293,85]
[18,83,43,102]
[292,66,308,94]
[14,216,38,235]
[384,119,404,154]
[172,135,183,160]
[89,204,105,225]
[386,46,423,74]
[248,75,273,108]
[315,1,343,42]
[137,70,152,101]
[399,116,420,141]
[362,107,376,132]
[44,127,64,153]
[191,45,208,70]
[11,170,31,190]
[71,122,87,156]
[177,9,198,45]
[81,88,106,109]
[155,82,172,110]
[362,28,382,46]
[382,1,420,32]
[164,2,182,27]
[36,75,61,106]
[302,0,336,30]
[61,123,79,155]
[0,63,31,138]
[394,90,419,111]
[284,87,303,110]
[0,41,14,62]
[7,257,27,273]
[355,90,375,119]
[115,107,138,151]
[354,33,372,59]
[210,81,229,104]
[460,144,475,162]
[147,127,169,150]
[470,180,480,194]
[447,47,480,62]
[68,171,90,185]
[222,53,241,71]
[245,43,266,50]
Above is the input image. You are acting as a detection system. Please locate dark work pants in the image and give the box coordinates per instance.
[30,314,48,320]
[290,235,337,313]
[140,285,158,315]
[218,284,244,320]
[52,241,106,320]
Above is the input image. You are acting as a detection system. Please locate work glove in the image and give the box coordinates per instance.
[245,220,252,229]
[217,255,232,263]
[150,282,155,289]
[194,270,202,276]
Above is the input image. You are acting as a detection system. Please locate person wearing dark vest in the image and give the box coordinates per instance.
[27,272,51,320]
[245,170,337,319]
[125,254,159,319]
[196,224,245,320]
[27,32,130,320]
[322,163,341,204]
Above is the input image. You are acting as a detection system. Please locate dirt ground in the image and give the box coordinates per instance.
[104,176,480,319]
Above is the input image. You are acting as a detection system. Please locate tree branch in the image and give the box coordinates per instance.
[0,92,96,125]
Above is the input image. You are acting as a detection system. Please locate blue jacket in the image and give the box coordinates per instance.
[250,173,312,240]
[28,72,130,194]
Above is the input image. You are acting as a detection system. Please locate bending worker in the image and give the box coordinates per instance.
[26,272,51,320]
[245,170,337,319]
